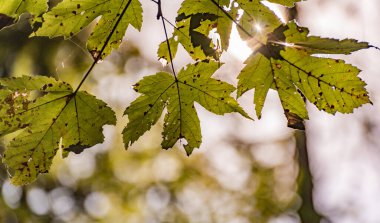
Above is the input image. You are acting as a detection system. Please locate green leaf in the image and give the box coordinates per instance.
[283,22,369,55]
[237,23,370,129]
[238,52,308,123]
[160,0,236,61]
[157,37,179,63]
[124,61,250,155]
[266,0,302,7]
[236,0,282,43]
[33,0,143,59]
[174,13,219,61]
[0,0,48,29]
[0,76,116,185]
[0,0,48,18]
[280,48,370,114]
[178,0,235,51]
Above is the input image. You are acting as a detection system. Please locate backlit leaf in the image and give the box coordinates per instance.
[33,0,143,59]
[0,0,47,18]
[0,76,116,185]
[238,23,370,129]
[157,37,179,63]
[0,0,48,29]
[283,22,369,55]
[236,0,282,44]
[160,0,235,61]
[124,61,250,155]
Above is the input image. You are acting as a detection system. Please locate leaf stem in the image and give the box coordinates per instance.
[74,0,133,94]
[369,45,380,51]
[155,0,183,145]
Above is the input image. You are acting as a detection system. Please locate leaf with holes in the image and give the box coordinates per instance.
[177,0,235,51]
[0,76,116,185]
[160,0,235,61]
[237,23,370,129]
[33,0,142,59]
[123,61,250,155]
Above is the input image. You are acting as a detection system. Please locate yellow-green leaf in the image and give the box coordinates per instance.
[124,62,250,155]
[0,76,116,185]
[0,0,47,18]
[33,0,143,59]
[157,37,179,63]
[236,0,282,43]
[283,22,369,55]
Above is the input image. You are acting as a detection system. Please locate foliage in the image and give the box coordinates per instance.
[237,22,370,128]
[0,76,115,185]
[0,0,373,185]
[32,0,143,59]
[123,61,249,155]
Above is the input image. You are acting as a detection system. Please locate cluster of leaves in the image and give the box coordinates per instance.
[0,0,372,185]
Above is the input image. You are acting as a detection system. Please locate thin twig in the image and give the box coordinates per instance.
[369,45,380,51]
[157,0,177,78]
[156,0,183,146]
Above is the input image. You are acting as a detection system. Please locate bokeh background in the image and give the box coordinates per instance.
[1,0,380,222]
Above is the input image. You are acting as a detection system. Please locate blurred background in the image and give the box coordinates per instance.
[1,0,380,222]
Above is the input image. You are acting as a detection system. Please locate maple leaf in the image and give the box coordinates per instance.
[0,76,116,185]
[237,22,370,129]
[33,0,142,59]
[123,61,250,155]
